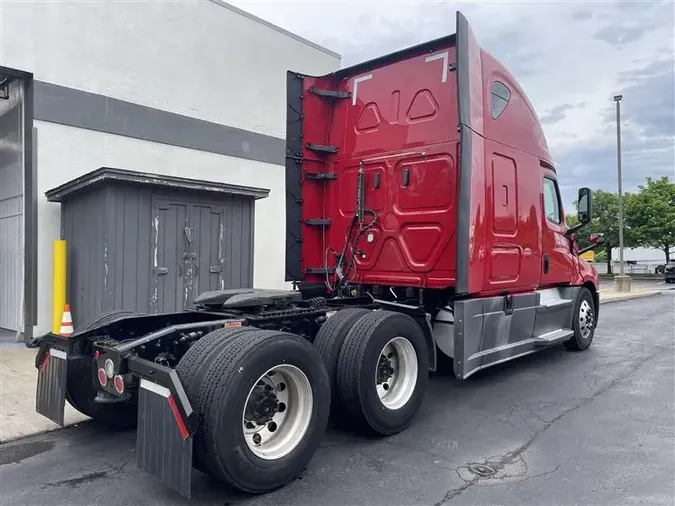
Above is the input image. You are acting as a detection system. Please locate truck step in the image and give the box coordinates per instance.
[305,172,337,181]
[305,267,336,275]
[310,87,351,100]
[304,218,331,227]
[306,143,339,154]
[533,329,574,346]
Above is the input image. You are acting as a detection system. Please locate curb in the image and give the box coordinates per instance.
[599,291,665,305]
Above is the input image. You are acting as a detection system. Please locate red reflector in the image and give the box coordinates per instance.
[94,350,100,359]
[39,352,50,372]
[113,375,125,394]
[97,368,108,387]
[168,395,190,440]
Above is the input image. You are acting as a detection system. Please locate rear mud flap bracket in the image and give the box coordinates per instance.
[35,348,68,426]
[137,378,193,499]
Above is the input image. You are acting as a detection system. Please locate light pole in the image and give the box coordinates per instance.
[613,94,630,291]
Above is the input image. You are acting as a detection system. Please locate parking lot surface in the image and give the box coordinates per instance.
[1,294,673,506]
[599,276,675,292]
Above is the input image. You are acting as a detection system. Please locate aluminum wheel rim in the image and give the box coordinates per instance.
[579,299,594,339]
[375,336,418,410]
[242,364,313,460]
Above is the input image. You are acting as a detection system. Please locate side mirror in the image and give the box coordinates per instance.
[577,187,592,224]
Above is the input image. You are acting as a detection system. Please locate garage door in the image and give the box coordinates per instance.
[0,79,24,332]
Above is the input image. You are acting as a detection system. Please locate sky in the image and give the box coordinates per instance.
[229,0,674,209]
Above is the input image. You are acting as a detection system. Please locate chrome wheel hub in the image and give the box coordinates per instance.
[242,364,313,460]
[579,299,595,339]
[375,336,418,410]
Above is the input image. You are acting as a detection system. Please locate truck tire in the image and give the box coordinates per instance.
[313,308,371,413]
[176,326,256,401]
[65,357,137,430]
[336,310,429,436]
[175,326,256,471]
[564,287,596,351]
[194,329,330,493]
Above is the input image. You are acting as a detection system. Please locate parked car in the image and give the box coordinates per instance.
[664,261,675,283]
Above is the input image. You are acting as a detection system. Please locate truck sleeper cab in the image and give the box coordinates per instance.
[35,11,599,500]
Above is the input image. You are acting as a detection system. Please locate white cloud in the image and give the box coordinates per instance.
[231,0,674,206]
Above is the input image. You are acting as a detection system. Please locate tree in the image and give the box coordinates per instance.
[567,189,637,274]
[626,176,675,262]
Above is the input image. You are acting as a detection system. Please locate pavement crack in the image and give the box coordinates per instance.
[528,462,564,480]
[432,343,669,505]
[432,475,479,506]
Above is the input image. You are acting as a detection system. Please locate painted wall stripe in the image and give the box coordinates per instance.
[33,81,285,166]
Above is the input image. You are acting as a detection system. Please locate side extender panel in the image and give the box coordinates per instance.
[452,287,581,379]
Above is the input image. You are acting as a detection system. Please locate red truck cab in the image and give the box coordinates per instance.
[285,12,599,378]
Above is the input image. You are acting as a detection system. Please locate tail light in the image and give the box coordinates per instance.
[97,368,108,387]
[104,358,115,379]
[113,375,125,394]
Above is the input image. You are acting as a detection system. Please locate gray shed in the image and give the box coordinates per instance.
[46,167,269,328]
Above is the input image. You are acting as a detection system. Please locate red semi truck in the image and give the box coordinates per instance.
[35,12,600,499]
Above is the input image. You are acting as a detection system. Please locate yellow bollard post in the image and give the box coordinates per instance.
[52,240,67,334]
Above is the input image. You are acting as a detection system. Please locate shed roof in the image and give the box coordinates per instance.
[45,167,270,202]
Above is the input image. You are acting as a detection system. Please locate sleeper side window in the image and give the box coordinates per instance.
[543,177,562,225]
[491,81,511,119]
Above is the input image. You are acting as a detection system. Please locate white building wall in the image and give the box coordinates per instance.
[0,0,341,336]
[0,0,339,137]
[34,121,288,334]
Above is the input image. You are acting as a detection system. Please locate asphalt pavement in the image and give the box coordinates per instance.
[1,294,673,506]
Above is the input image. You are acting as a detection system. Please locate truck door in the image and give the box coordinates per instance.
[540,169,577,286]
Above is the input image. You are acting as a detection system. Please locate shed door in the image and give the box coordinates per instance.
[152,200,189,314]
[0,80,24,332]
[191,203,226,300]
[151,199,227,313]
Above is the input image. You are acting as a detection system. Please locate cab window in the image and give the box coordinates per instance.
[543,177,561,224]
[491,82,511,119]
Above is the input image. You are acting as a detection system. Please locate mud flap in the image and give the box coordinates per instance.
[35,348,68,426]
[136,378,193,499]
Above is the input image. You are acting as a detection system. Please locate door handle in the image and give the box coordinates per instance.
[543,254,549,274]
[401,168,410,187]
[154,267,168,276]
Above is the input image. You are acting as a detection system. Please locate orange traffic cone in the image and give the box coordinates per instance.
[59,304,74,337]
